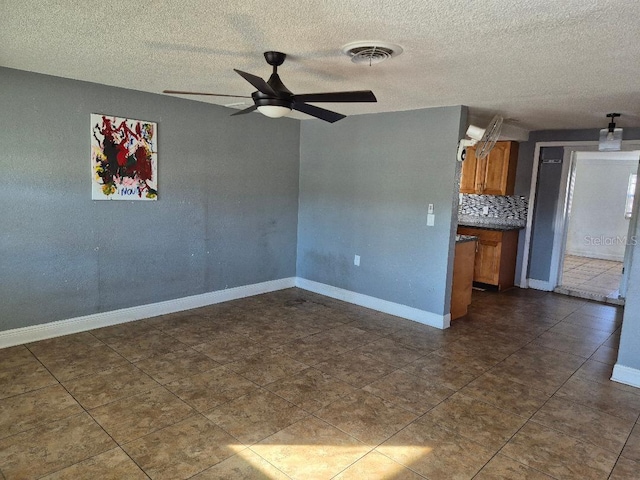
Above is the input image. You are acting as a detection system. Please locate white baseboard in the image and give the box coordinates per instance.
[0,277,296,348]
[295,277,450,329]
[611,364,640,389]
[566,250,624,262]
[527,279,555,291]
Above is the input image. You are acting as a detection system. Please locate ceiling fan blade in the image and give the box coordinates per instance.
[293,102,346,123]
[163,90,251,98]
[233,69,278,97]
[230,105,258,116]
[294,90,377,103]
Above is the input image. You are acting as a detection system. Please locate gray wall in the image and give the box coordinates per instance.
[297,106,466,316]
[617,207,640,371]
[527,147,564,281]
[0,67,300,331]
[565,157,636,261]
[515,128,640,282]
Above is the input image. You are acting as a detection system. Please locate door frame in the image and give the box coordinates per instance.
[520,140,640,290]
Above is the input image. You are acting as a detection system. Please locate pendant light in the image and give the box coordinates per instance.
[599,113,623,151]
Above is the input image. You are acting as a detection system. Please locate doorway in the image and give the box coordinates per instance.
[521,140,640,305]
[554,151,639,304]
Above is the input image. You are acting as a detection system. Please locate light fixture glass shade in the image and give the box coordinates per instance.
[257,105,291,118]
[599,127,623,151]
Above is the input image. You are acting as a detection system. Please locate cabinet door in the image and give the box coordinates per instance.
[474,239,501,285]
[482,142,518,195]
[460,146,478,193]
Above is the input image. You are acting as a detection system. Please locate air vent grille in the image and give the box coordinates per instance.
[341,41,403,65]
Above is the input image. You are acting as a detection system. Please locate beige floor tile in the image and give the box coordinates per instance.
[460,371,550,417]
[226,350,308,386]
[123,415,239,480]
[333,450,425,479]
[134,347,219,384]
[591,344,619,365]
[425,392,527,451]
[30,343,128,381]
[315,350,396,388]
[91,320,158,340]
[489,355,579,396]
[474,454,554,479]
[251,416,371,480]
[314,390,417,445]
[102,329,188,362]
[572,359,640,395]
[204,388,308,445]
[0,355,57,399]
[313,324,382,349]
[622,422,640,462]
[27,332,103,351]
[90,386,194,443]
[62,363,158,409]
[0,345,37,368]
[531,331,602,358]
[385,328,447,352]
[561,311,619,332]
[0,384,82,439]
[555,377,640,421]
[501,421,619,479]
[377,416,494,479]
[0,413,115,479]
[354,337,427,368]
[191,449,290,479]
[272,334,352,365]
[401,352,486,390]
[192,332,266,364]
[610,456,640,480]
[363,369,454,415]
[165,366,258,412]
[40,447,147,479]
[532,397,634,453]
[548,321,612,343]
[264,367,357,413]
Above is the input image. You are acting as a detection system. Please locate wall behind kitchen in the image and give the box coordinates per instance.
[0,67,300,331]
[297,106,466,318]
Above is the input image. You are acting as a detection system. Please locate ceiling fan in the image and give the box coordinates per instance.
[163,51,377,123]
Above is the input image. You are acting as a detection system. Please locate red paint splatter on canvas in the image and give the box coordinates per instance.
[91,114,157,200]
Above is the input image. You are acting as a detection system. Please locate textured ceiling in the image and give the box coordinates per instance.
[3,0,640,132]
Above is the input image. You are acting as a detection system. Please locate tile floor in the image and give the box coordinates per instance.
[1,288,639,479]
[557,255,624,305]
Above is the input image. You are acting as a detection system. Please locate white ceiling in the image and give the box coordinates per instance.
[3,0,640,133]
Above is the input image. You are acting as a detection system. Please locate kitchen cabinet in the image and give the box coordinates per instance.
[456,226,519,291]
[450,237,477,320]
[460,141,519,195]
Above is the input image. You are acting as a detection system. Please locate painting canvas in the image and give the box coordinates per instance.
[91,114,158,200]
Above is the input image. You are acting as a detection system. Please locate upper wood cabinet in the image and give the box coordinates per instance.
[460,141,519,195]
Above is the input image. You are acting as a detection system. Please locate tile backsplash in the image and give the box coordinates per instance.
[458,194,528,227]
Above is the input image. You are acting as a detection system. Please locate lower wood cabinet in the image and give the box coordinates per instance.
[457,226,520,291]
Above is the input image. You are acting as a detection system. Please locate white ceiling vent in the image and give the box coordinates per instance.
[341,41,403,65]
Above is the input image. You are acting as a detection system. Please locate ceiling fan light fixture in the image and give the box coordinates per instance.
[599,113,623,151]
[257,105,292,118]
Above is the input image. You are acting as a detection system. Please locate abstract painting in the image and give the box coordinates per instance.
[91,114,158,200]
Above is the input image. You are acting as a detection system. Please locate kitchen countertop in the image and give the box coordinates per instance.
[457,221,525,231]
[456,234,478,243]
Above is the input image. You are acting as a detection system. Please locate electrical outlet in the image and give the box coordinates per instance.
[482,206,489,215]
[427,214,435,226]
[428,203,434,214]
[354,255,360,266]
